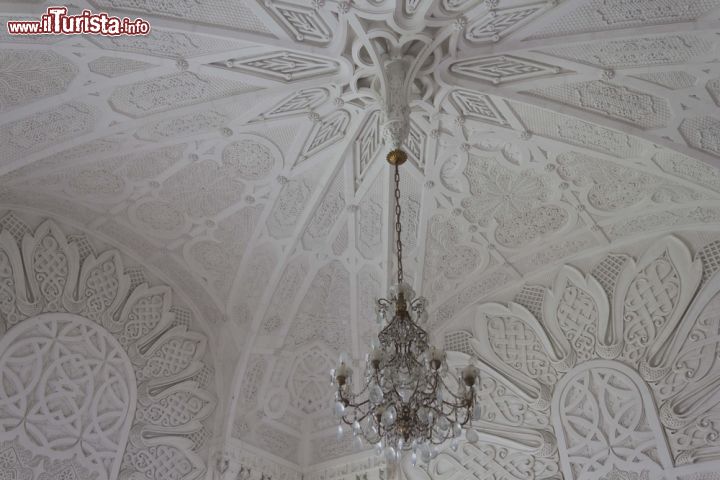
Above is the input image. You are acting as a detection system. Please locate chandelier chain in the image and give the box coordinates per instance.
[394,164,403,285]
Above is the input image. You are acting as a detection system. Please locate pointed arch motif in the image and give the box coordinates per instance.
[553,361,673,480]
[430,236,720,480]
[0,214,216,480]
[0,313,136,480]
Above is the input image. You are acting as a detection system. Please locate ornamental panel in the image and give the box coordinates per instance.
[0,314,135,480]
[0,214,216,480]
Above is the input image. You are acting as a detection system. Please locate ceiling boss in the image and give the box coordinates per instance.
[331,38,481,466]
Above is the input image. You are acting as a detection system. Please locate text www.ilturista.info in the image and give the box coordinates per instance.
[7,7,150,35]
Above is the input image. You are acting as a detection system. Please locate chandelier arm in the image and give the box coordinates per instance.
[353,373,379,396]
[344,397,372,409]
[429,432,452,445]
[342,406,373,425]
[440,399,470,410]
[351,384,369,397]
[341,416,358,427]
[437,375,471,400]
[377,297,391,307]
[410,299,426,317]
[367,432,381,446]
[407,377,423,400]
[440,389,471,404]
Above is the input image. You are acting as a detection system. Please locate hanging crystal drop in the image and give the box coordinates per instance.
[437,416,450,432]
[419,442,431,463]
[450,437,459,451]
[336,424,344,440]
[381,405,396,427]
[467,429,479,443]
[369,383,384,404]
[473,402,482,420]
[334,401,345,417]
[384,446,396,463]
[426,410,434,424]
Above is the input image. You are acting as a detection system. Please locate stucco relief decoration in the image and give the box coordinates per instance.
[186,205,264,303]
[0,214,216,480]
[0,102,96,163]
[222,134,282,182]
[231,244,278,329]
[285,260,351,352]
[556,152,702,214]
[555,363,671,480]
[263,1,333,45]
[424,236,720,480]
[299,110,351,163]
[89,29,244,58]
[459,154,570,249]
[213,52,340,82]
[109,72,258,118]
[422,214,487,302]
[289,346,335,414]
[0,314,135,480]
[128,151,268,239]
[19,144,185,208]
[0,49,78,112]
[255,88,329,122]
[8,0,720,476]
[449,54,563,85]
[266,171,317,239]
[527,81,670,130]
[464,4,546,43]
[529,0,720,38]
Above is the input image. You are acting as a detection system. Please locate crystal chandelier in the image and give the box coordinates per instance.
[331,148,481,465]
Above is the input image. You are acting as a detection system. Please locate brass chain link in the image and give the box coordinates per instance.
[394,163,403,285]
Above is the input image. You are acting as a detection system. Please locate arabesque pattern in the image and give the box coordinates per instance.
[0,213,215,480]
[417,236,717,480]
[3,0,720,477]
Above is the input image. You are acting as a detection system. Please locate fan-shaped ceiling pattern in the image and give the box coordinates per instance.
[3,0,720,478]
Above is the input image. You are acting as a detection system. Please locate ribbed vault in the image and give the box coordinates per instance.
[2,1,720,479]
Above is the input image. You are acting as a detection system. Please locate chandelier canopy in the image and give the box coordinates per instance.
[331,149,481,465]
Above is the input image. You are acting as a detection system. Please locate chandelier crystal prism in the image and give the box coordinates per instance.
[331,50,481,465]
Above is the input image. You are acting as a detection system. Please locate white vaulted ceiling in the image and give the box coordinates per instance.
[4,0,720,479]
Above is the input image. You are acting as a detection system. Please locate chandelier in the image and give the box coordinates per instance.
[331,148,481,465]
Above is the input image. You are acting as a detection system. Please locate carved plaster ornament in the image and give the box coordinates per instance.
[8,1,720,479]
[377,57,412,151]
